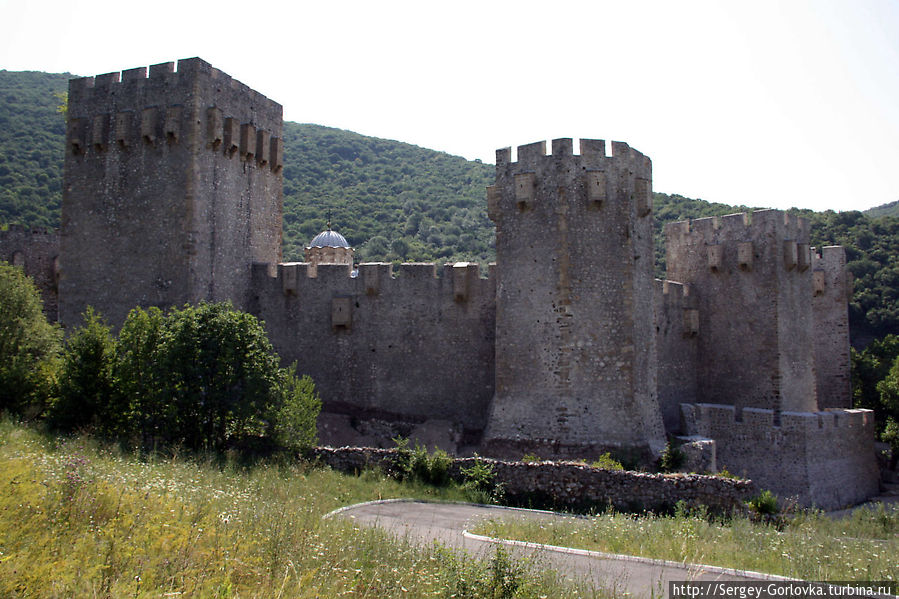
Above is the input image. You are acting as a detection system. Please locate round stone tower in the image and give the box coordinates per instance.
[482,138,666,462]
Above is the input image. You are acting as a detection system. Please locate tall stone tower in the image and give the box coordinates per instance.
[60,58,283,328]
[483,139,666,461]
[665,210,818,414]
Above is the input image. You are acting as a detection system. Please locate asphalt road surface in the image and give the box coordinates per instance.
[329,499,792,598]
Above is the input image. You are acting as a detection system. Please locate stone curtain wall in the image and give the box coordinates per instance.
[252,261,496,438]
[0,225,59,321]
[682,403,879,509]
[812,247,852,409]
[655,279,699,433]
[312,446,755,513]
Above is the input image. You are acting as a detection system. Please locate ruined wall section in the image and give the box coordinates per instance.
[665,210,817,414]
[655,279,698,433]
[682,403,879,509]
[812,246,851,409]
[252,261,495,438]
[483,139,666,460]
[62,59,282,329]
[0,226,59,321]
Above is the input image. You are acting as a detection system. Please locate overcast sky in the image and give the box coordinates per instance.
[1,0,897,212]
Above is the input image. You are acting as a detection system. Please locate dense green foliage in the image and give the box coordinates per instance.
[0,262,61,415]
[865,200,899,219]
[798,209,899,341]
[47,302,321,454]
[281,123,495,263]
[0,70,68,228]
[852,336,899,424]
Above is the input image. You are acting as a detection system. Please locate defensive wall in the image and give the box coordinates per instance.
[812,246,852,409]
[40,59,881,509]
[665,210,818,414]
[654,279,699,433]
[312,446,755,513]
[251,260,496,445]
[0,225,59,321]
[61,57,283,330]
[483,138,666,461]
[681,403,880,508]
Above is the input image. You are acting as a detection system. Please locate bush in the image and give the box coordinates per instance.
[49,308,116,433]
[591,452,624,471]
[657,442,686,472]
[390,437,452,486]
[272,365,321,454]
[883,418,899,469]
[461,456,504,504]
[0,262,60,416]
[748,490,780,516]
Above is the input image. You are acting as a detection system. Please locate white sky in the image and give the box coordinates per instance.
[1,0,897,212]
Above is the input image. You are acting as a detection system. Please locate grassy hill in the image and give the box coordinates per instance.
[2,69,899,342]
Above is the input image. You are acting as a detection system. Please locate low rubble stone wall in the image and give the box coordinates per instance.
[311,446,755,513]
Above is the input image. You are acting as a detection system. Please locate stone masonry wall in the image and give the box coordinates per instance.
[655,279,699,434]
[312,446,755,513]
[665,211,817,414]
[483,139,665,460]
[251,261,495,440]
[812,246,851,409]
[61,58,282,329]
[681,403,879,509]
[0,225,59,321]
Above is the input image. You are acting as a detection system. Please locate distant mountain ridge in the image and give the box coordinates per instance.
[2,69,899,343]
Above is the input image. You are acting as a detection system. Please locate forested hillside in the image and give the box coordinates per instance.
[2,69,899,343]
[0,70,69,228]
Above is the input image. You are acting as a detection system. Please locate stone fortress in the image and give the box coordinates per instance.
[1,58,880,509]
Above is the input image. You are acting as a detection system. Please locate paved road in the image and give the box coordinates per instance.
[329,500,791,598]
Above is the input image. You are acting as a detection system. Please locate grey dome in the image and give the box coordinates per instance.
[309,229,350,248]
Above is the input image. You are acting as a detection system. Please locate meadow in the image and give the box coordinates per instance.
[471,502,898,583]
[0,420,595,598]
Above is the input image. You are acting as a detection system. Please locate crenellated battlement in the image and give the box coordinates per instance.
[666,210,810,248]
[683,402,873,433]
[270,261,493,302]
[666,210,813,277]
[488,138,652,221]
[68,58,278,116]
[66,57,283,171]
[495,138,650,171]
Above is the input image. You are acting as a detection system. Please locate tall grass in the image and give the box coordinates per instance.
[0,420,596,598]
[472,502,898,582]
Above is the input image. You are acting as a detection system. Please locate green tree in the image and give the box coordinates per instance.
[49,308,116,433]
[272,365,321,453]
[391,238,410,260]
[852,335,899,430]
[112,302,320,453]
[875,355,899,428]
[113,306,168,445]
[148,303,285,451]
[0,262,61,415]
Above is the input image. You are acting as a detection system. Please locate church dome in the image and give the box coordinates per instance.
[308,229,350,248]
